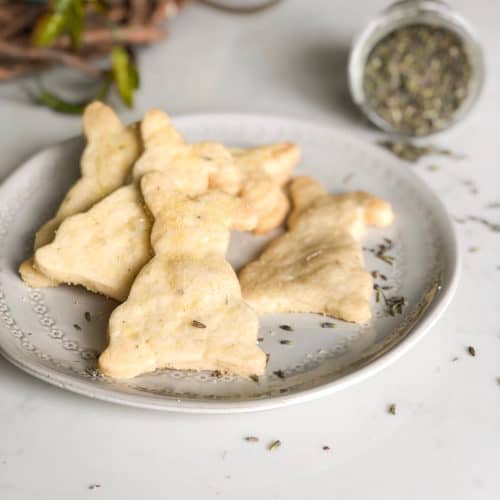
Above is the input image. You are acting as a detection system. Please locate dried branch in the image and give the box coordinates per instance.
[0,40,101,77]
[53,24,167,49]
[0,0,187,83]
[0,6,43,39]
[129,0,150,26]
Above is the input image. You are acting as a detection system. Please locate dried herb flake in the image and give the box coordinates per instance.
[321,322,336,328]
[268,440,281,451]
[191,320,206,329]
[244,436,259,443]
[386,296,406,316]
[378,141,462,162]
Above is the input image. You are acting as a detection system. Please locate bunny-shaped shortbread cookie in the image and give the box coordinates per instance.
[239,176,394,324]
[20,102,141,288]
[98,172,265,379]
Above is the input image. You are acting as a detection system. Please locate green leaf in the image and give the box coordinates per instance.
[111,46,139,108]
[32,12,67,47]
[35,89,89,114]
[33,77,113,115]
[32,0,85,48]
[67,0,84,49]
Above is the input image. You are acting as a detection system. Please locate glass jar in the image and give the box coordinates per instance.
[348,0,485,136]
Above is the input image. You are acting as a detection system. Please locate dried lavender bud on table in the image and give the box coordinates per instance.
[363,24,471,136]
[377,141,461,163]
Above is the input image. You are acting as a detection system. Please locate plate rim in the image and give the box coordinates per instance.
[0,113,461,413]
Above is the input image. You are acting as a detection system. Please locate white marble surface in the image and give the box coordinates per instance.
[0,1,499,498]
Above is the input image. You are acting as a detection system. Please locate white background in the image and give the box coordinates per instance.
[1,1,499,498]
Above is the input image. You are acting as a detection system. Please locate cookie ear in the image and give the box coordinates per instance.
[141,109,184,147]
[262,142,300,186]
[351,191,394,227]
[83,101,123,140]
[289,176,327,211]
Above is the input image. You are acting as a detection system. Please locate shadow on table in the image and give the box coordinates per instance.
[285,42,367,127]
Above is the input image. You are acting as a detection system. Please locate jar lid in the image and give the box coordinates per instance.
[348,0,485,136]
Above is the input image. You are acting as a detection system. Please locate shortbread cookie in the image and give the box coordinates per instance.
[20,102,141,287]
[239,177,394,323]
[230,143,300,233]
[98,172,265,379]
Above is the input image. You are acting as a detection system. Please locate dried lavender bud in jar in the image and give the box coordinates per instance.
[363,24,471,136]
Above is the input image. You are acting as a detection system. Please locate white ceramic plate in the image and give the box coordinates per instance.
[0,114,459,413]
